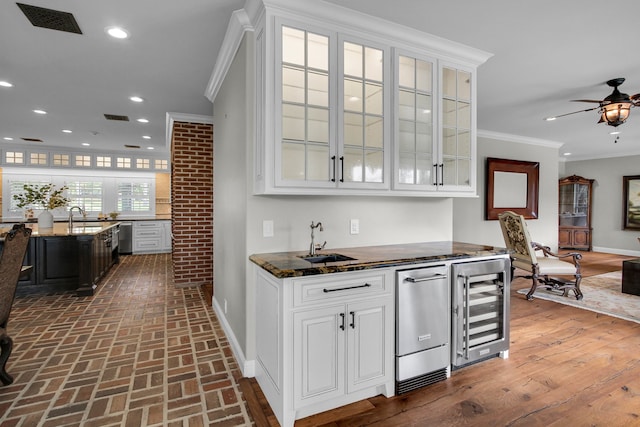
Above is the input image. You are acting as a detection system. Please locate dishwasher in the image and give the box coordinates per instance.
[396,263,450,394]
[118,222,133,255]
[451,257,510,369]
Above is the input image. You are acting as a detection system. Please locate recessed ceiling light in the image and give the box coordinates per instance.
[106,26,129,39]
[33,109,47,114]
[147,146,155,150]
[544,116,557,121]
[0,81,13,88]
[137,118,149,123]
[62,129,72,133]
[142,135,151,139]
[610,131,620,135]
[82,142,90,146]
[563,152,572,156]
[129,96,144,103]
[3,137,14,141]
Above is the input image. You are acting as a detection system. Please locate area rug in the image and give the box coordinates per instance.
[516,271,640,324]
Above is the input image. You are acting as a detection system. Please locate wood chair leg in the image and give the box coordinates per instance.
[573,275,583,300]
[526,274,539,300]
[0,334,14,386]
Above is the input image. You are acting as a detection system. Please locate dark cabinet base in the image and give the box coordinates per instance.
[10,228,119,297]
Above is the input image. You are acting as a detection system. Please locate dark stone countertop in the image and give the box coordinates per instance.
[249,241,508,278]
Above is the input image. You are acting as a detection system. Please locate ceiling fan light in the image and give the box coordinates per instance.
[601,102,631,127]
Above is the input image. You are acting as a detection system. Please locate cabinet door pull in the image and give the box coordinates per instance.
[438,164,444,186]
[323,283,371,293]
[433,164,438,186]
[339,156,344,183]
[331,155,336,182]
[339,312,345,331]
[349,311,355,329]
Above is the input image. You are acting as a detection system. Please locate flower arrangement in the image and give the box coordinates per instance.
[13,183,70,211]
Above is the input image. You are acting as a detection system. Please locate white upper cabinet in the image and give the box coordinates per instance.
[393,51,437,191]
[277,24,334,187]
[338,37,390,189]
[224,0,492,196]
[273,21,390,191]
[439,62,475,193]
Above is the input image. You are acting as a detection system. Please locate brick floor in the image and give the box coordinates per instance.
[0,254,254,426]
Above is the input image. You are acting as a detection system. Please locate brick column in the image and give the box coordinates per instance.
[171,121,213,288]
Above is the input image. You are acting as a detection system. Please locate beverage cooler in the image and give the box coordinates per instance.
[451,257,510,368]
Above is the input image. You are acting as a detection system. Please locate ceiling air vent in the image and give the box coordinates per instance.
[104,114,130,121]
[124,144,141,149]
[16,3,82,34]
[21,137,43,142]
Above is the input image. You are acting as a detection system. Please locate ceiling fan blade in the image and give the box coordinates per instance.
[549,106,600,119]
[570,99,603,103]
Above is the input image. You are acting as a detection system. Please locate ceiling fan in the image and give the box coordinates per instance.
[546,78,640,127]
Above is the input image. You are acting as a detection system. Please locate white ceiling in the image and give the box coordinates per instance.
[2,0,640,161]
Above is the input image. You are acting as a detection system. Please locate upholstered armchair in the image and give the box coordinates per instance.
[0,224,32,385]
[498,211,582,301]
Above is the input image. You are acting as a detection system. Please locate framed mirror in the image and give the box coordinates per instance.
[485,157,539,220]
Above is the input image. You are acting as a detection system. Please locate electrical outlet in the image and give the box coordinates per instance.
[224,299,228,314]
[350,219,359,235]
[263,220,274,237]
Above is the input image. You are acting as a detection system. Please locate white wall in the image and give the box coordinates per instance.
[213,36,251,357]
[564,155,640,255]
[452,135,561,250]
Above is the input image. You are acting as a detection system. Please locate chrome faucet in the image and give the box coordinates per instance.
[309,221,326,256]
[68,206,85,229]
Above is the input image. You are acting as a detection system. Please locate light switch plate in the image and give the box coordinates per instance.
[263,220,274,237]
[350,219,359,235]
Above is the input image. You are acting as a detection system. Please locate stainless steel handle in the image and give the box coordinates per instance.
[339,313,345,331]
[323,283,371,293]
[464,276,470,360]
[405,273,447,283]
[349,311,355,329]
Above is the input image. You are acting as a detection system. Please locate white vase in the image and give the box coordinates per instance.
[38,210,54,229]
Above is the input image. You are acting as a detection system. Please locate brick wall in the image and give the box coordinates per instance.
[171,121,214,288]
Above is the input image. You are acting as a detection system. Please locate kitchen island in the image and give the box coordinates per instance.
[0,222,120,296]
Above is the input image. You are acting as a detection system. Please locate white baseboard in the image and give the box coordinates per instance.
[212,298,256,378]
[592,246,640,257]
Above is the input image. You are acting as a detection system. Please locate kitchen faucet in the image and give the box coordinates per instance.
[309,221,326,256]
[68,206,85,229]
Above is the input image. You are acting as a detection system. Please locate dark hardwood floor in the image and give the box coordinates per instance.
[242,251,640,426]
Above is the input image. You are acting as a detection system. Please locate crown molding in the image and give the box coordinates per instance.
[478,129,564,149]
[259,0,492,66]
[205,9,253,102]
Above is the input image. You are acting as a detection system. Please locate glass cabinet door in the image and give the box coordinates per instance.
[341,40,385,185]
[441,65,472,188]
[559,183,589,227]
[396,54,435,188]
[280,25,332,184]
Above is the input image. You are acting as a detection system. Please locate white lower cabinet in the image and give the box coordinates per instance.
[132,220,171,254]
[255,267,394,427]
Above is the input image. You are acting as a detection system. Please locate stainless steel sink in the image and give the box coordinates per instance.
[299,253,356,263]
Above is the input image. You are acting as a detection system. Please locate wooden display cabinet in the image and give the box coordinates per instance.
[558,175,594,250]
